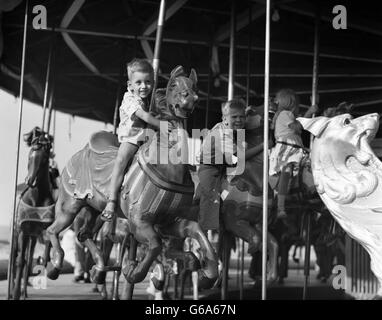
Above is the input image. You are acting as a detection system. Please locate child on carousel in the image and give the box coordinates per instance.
[197,99,246,233]
[269,89,318,221]
[101,58,169,222]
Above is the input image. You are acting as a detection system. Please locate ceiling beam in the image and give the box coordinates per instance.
[219,75,258,96]
[214,4,265,43]
[22,26,382,65]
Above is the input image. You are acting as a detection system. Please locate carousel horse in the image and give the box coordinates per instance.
[298,112,382,298]
[12,127,55,300]
[45,66,219,292]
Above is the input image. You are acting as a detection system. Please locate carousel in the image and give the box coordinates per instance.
[1,0,382,300]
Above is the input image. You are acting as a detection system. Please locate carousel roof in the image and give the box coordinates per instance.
[1,0,382,129]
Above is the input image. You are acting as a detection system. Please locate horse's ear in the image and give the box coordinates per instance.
[170,66,186,80]
[297,116,331,138]
[189,68,198,86]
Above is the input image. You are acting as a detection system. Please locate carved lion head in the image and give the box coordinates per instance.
[298,113,380,204]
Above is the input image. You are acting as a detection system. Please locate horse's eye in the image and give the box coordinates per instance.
[343,118,351,126]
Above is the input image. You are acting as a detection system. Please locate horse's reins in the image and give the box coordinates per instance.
[276,140,310,154]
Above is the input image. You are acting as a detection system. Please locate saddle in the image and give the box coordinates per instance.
[64,130,194,200]
[65,131,119,199]
[17,199,55,226]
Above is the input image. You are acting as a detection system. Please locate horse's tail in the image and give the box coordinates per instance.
[217,228,236,261]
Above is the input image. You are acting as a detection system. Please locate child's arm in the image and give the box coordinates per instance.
[303,104,319,118]
[135,109,160,127]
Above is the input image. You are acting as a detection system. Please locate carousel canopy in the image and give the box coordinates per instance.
[1,0,382,129]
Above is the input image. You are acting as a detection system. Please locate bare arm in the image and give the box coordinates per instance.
[303,104,319,118]
[135,109,161,128]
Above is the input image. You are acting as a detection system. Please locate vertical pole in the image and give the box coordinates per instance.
[310,4,320,147]
[241,2,252,300]
[113,45,126,135]
[228,0,236,100]
[41,36,54,131]
[304,5,320,300]
[149,0,166,112]
[246,1,252,106]
[46,84,55,134]
[261,0,271,301]
[205,41,213,129]
[7,0,29,300]
[303,212,312,300]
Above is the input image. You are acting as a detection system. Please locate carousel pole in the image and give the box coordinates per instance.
[41,35,54,132]
[261,0,271,301]
[227,0,236,101]
[205,40,212,129]
[110,47,125,296]
[222,0,236,301]
[7,0,29,300]
[46,83,55,134]
[149,0,166,112]
[303,4,320,301]
[240,0,253,301]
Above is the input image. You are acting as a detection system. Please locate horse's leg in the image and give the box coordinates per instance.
[13,231,27,300]
[22,236,36,299]
[123,223,162,284]
[159,219,218,289]
[265,230,279,282]
[46,191,83,279]
[42,239,51,267]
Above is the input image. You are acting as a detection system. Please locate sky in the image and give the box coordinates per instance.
[0,89,114,227]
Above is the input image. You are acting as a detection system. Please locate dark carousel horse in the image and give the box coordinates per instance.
[11,127,55,300]
[45,66,219,295]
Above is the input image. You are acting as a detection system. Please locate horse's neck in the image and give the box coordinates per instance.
[24,165,53,207]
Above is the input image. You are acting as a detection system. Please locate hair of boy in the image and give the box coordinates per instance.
[221,99,246,116]
[127,58,154,80]
[275,88,300,112]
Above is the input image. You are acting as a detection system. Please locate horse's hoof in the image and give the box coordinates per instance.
[198,272,216,290]
[122,260,139,284]
[46,263,61,280]
[151,277,165,291]
[91,287,100,293]
[90,266,106,285]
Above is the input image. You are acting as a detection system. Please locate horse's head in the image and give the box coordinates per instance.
[155,66,198,120]
[23,127,53,188]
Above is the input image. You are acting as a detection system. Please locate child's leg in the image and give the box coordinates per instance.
[101,142,138,221]
[277,165,292,218]
[197,165,222,233]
